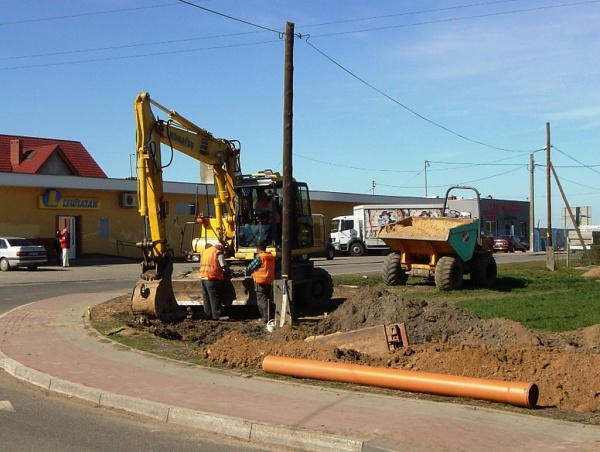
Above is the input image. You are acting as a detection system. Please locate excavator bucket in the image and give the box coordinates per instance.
[171,274,256,307]
[131,276,185,322]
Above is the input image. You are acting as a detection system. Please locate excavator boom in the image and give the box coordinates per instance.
[131,93,241,320]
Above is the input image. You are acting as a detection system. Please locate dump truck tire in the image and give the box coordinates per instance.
[470,253,497,288]
[382,252,408,286]
[435,256,463,291]
[310,267,334,305]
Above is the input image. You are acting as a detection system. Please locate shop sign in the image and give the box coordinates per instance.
[38,189,101,210]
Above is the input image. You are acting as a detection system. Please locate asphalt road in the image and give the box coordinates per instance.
[316,250,549,276]
[0,251,550,314]
[0,370,286,452]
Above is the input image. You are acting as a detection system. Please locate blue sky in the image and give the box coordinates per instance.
[2,1,599,227]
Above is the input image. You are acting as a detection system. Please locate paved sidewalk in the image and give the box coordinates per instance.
[1,293,600,451]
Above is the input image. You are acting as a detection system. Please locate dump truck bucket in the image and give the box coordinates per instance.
[378,216,480,262]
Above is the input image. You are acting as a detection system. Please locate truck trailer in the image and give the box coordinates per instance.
[330,202,444,256]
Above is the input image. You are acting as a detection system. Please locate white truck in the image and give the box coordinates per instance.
[330,203,444,256]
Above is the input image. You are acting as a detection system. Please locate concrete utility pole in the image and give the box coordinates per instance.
[545,122,555,271]
[425,160,430,197]
[529,153,535,252]
[546,122,552,248]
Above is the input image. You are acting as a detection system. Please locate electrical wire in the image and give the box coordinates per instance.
[305,1,600,38]
[296,153,420,174]
[303,38,536,154]
[552,146,600,175]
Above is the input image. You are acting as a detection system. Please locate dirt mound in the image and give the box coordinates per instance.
[582,266,600,278]
[93,286,600,423]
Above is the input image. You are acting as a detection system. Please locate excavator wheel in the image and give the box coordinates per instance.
[309,267,334,306]
[382,252,408,286]
[434,256,464,291]
[470,253,497,289]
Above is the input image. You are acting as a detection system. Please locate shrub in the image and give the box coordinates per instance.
[581,245,600,266]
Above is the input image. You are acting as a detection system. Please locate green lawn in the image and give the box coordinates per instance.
[333,261,600,333]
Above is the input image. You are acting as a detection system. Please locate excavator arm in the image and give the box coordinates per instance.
[135,92,241,256]
[131,92,241,320]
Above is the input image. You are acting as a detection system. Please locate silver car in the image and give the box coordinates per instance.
[0,237,48,271]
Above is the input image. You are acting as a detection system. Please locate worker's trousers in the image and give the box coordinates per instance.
[256,283,273,323]
[201,279,223,319]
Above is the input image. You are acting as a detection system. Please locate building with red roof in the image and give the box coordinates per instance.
[0,134,106,178]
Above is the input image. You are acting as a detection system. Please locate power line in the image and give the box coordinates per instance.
[303,39,534,153]
[176,0,281,34]
[0,3,180,26]
[299,0,520,29]
[552,145,600,175]
[296,153,420,174]
[305,1,600,38]
[0,39,280,71]
[0,30,266,62]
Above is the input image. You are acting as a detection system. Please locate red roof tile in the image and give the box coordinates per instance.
[0,134,107,178]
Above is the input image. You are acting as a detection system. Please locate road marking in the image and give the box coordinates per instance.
[0,400,15,412]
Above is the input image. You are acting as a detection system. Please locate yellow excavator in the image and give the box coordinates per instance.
[130,92,333,321]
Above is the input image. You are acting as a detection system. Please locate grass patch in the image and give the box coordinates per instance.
[333,260,600,332]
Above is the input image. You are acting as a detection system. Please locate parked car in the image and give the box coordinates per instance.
[492,235,527,253]
[0,237,48,271]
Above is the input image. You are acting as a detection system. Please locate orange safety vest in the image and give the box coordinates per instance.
[252,252,275,284]
[199,247,224,281]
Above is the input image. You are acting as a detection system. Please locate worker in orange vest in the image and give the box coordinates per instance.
[246,241,275,323]
[199,243,231,320]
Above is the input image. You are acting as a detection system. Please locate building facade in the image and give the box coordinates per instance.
[1,134,531,261]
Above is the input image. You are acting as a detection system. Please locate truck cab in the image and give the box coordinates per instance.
[330,215,357,253]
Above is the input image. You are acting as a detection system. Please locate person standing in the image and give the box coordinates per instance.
[246,241,275,323]
[59,228,70,267]
[199,243,231,320]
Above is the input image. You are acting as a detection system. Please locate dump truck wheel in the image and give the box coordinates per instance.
[470,253,497,288]
[349,241,365,256]
[382,252,408,286]
[310,267,334,305]
[435,256,463,291]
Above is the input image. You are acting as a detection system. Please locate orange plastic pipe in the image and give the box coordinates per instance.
[262,355,538,408]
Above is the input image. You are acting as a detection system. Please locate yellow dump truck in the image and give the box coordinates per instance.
[379,186,496,291]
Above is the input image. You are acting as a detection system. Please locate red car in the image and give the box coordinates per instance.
[493,235,527,253]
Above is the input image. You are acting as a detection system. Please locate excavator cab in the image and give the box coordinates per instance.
[233,171,318,259]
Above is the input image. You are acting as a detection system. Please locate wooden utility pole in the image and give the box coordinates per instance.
[278,21,294,326]
[549,163,588,250]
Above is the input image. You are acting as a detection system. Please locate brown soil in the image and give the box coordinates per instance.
[92,277,600,425]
